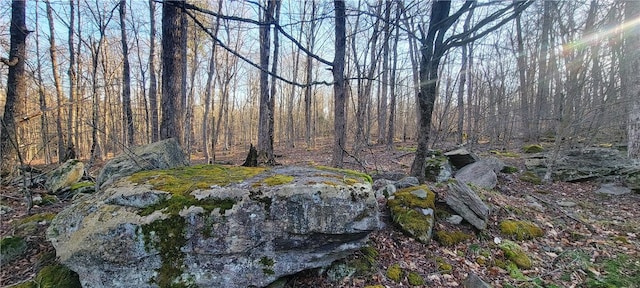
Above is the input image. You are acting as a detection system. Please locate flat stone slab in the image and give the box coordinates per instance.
[596,183,631,195]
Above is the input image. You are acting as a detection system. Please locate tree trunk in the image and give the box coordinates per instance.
[1,0,28,170]
[35,3,52,164]
[160,0,186,142]
[148,0,159,142]
[68,0,76,149]
[120,0,134,146]
[387,3,401,149]
[45,0,66,162]
[515,9,530,141]
[378,1,392,144]
[331,0,347,167]
[625,0,640,158]
[203,2,223,164]
[304,1,317,148]
[258,0,276,164]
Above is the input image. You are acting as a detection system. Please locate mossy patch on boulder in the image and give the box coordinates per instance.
[34,194,58,206]
[387,185,436,243]
[386,263,403,282]
[499,220,544,240]
[435,230,473,246]
[519,171,542,185]
[69,181,95,194]
[501,166,519,174]
[262,175,295,186]
[140,215,189,287]
[0,236,27,263]
[523,144,544,153]
[315,166,373,184]
[34,264,82,288]
[499,240,532,269]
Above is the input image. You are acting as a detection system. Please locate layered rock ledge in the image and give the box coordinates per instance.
[47,165,379,288]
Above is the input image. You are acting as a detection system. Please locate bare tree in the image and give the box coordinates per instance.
[1,0,30,171]
[68,0,76,150]
[331,0,347,167]
[120,0,134,146]
[410,1,533,181]
[624,0,640,158]
[45,0,67,162]
[149,0,159,142]
[257,0,277,164]
[160,0,187,142]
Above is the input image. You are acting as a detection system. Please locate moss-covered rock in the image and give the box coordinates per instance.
[435,230,473,246]
[501,166,519,174]
[519,171,542,185]
[387,185,436,243]
[262,175,295,186]
[386,263,403,282]
[34,194,58,206]
[499,240,532,269]
[34,264,82,288]
[69,181,95,194]
[436,257,453,273]
[499,220,544,240]
[407,271,424,286]
[45,159,84,193]
[0,236,27,263]
[523,144,544,153]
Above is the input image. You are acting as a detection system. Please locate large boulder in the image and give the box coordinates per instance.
[445,180,490,230]
[47,165,379,288]
[387,185,436,243]
[96,138,189,190]
[524,147,635,182]
[454,161,498,189]
[424,154,453,183]
[45,159,84,193]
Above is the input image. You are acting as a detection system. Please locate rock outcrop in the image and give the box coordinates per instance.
[445,180,490,230]
[47,165,378,288]
[454,161,498,190]
[45,159,84,193]
[444,148,479,169]
[95,138,189,190]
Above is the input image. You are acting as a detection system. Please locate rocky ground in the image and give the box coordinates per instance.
[1,139,639,287]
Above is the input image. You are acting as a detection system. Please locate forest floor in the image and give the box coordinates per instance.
[1,139,639,287]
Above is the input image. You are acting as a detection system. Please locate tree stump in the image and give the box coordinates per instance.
[242,144,258,167]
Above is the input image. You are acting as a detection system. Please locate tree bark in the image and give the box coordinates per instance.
[331,0,347,167]
[624,0,640,158]
[120,0,134,146]
[35,3,52,164]
[1,0,29,170]
[45,0,66,162]
[203,2,223,164]
[149,0,159,142]
[304,1,317,148]
[258,0,277,164]
[68,0,76,149]
[160,0,186,143]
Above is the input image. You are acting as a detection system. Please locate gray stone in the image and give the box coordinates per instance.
[326,262,356,282]
[47,166,379,288]
[481,157,505,174]
[445,180,490,230]
[446,215,464,225]
[596,183,631,195]
[372,178,393,191]
[557,201,576,207]
[45,159,84,193]
[425,155,454,182]
[394,176,419,189]
[455,162,498,189]
[96,138,189,191]
[444,148,480,169]
[411,189,428,199]
[375,184,396,199]
[463,272,492,288]
[0,205,13,215]
[525,196,545,212]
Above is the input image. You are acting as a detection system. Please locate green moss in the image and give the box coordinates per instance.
[69,181,95,191]
[585,254,640,288]
[140,215,194,287]
[499,220,544,240]
[611,235,630,244]
[34,195,58,206]
[16,212,56,226]
[349,246,379,276]
[407,271,424,286]
[315,166,373,184]
[130,164,266,193]
[138,194,235,217]
[436,257,453,273]
[501,166,519,174]
[499,240,532,269]
[505,262,528,281]
[259,256,275,275]
[387,186,435,243]
[386,263,403,282]
[519,171,542,185]
[33,264,82,288]
[0,236,27,263]
[435,230,473,246]
[262,175,294,186]
[6,281,36,288]
[364,286,385,288]
[523,144,544,153]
